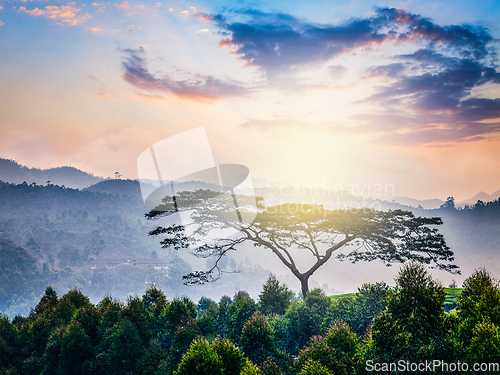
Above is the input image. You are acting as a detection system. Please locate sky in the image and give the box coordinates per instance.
[1,0,500,201]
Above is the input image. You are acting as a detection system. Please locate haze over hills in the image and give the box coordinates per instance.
[460,190,500,206]
[1,158,498,207]
[380,195,499,210]
[1,158,500,304]
[385,196,446,209]
[83,178,144,197]
[0,158,104,189]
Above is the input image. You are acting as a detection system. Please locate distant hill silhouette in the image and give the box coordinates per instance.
[2,157,499,210]
[84,179,143,197]
[459,190,500,206]
[84,179,224,203]
[0,158,103,189]
[384,191,500,209]
[386,196,445,209]
[1,178,500,316]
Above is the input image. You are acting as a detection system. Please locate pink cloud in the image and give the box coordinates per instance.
[18,3,91,25]
[115,2,130,10]
[196,13,211,22]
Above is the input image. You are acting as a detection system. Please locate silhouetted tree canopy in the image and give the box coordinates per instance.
[147,190,459,298]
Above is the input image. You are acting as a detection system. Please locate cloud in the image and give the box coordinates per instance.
[457,98,500,122]
[203,7,500,145]
[115,2,130,10]
[120,47,248,103]
[209,10,388,74]
[351,103,500,146]
[92,2,106,13]
[240,118,354,134]
[125,25,140,33]
[371,122,500,146]
[196,13,211,22]
[94,90,111,99]
[366,63,405,78]
[328,64,347,79]
[83,74,114,100]
[18,3,91,25]
[135,93,166,101]
[375,8,493,59]
[368,50,500,108]
[196,28,209,35]
[0,21,3,27]
[357,49,500,144]
[206,7,495,75]
[240,118,313,132]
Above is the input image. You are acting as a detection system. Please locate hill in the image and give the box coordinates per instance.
[459,190,500,206]
[84,179,143,197]
[1,173,500,316]
[0,158,103,189]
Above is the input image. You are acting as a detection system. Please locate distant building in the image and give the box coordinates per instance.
[90,258,172,269]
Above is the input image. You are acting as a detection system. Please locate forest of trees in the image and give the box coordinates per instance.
[0,181,285,315]
[1,264,499,374]
[1,179,500,374]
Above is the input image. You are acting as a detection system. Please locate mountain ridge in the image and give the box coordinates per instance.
[0,158,104,189]
[1,158,499,206]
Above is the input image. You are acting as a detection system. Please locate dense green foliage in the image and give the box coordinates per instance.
[258,274,294,315]
[370,262,449,364]
[452,268,500,364]
[0,266,499,374]
[322,282,389,337]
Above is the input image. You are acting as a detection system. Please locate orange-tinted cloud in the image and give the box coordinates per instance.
[92,2,106,13]
[18,3,91,25]
[94,90,111,99]
[115,2,130,10]
[196,13,211,22]
[134,93,166,101]
[218,38,234,48]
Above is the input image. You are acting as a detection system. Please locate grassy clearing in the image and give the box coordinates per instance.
[329,288,463,312]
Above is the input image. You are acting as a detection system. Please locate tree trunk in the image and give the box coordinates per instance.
[299,275,310,299]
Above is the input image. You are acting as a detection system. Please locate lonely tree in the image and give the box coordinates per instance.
[146,189,459,298]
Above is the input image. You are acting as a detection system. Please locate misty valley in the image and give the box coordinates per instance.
[1,159,500,374]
